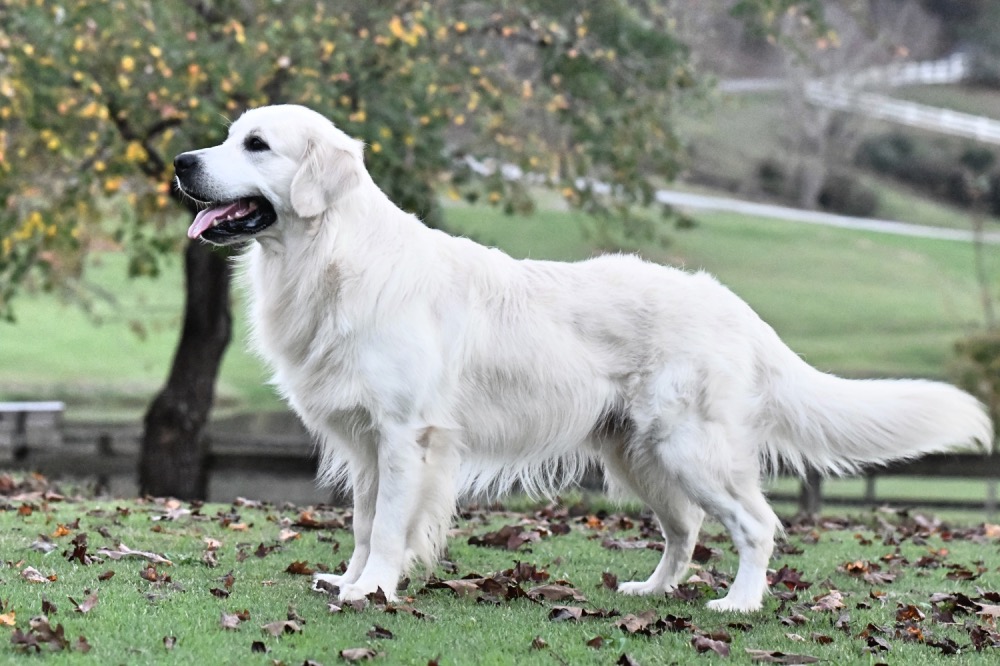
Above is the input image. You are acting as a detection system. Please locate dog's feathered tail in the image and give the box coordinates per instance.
[756,335,993,477]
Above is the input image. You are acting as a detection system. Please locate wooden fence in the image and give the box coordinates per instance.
[1,411,994,514]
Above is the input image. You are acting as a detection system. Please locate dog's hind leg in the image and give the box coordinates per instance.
[670,423,779,613]
[603,448,705,596]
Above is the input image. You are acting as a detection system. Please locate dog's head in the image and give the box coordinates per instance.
[174,105,364,245]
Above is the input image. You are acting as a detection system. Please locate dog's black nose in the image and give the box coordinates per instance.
[173,152,199,175]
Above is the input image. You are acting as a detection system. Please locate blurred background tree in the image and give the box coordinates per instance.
[0,0,821,498]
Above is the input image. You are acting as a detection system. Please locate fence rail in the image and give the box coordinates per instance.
[805,82,1000,145]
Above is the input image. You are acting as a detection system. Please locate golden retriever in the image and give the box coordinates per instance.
[174,104,991,611]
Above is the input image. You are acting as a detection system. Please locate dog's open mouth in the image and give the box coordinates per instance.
[186,196,277,243]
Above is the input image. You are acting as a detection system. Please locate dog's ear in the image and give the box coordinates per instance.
[290,138,361,218]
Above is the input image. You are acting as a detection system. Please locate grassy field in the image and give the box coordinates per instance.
[677,87,1000,231]
[0,201,992,420]
[2,476,999,665]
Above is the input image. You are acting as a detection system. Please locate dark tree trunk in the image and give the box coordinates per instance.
[139,240,231,499]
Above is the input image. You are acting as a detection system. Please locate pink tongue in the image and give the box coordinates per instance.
[187,200,257,239]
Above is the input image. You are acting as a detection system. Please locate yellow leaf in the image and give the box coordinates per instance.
[0,612,14,626]
[121,55,135,72]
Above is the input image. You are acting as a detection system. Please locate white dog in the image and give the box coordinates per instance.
[174,104,991,612]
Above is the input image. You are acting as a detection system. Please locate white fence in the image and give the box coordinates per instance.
[805,81,1000,145]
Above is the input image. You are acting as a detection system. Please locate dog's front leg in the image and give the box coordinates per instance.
[313,461,377,593]
[338,425,425,602]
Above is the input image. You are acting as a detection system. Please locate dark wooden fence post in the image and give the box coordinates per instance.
[798,468,822,515]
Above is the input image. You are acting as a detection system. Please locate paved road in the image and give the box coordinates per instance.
[655,188,1000,244]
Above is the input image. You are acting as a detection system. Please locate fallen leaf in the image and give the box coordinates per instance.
[0,611,15,626]
[220,612,243,630]
[340,647,378,661]
[527,584,586,602]
[251,640,268,653]
[367,624,394,639]
[72,636,91,653]
[770,565,812,591]
[21,566,51,584]
[96,543,173,565]
[261,620,302,637]
[530,636,548,650]
[692,634,730,657]
[285,560,316,576]
[278,528,301,542]
[745,648,820,663]
[586,635,604,649]
[163,636,177,650]
[97,570,115,582]
[69,593,99,614]
[810,590,845,612]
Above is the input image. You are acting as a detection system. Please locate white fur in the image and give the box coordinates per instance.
[177,105,993,612]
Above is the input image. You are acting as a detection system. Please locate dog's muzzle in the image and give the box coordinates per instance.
[174,152,278,245]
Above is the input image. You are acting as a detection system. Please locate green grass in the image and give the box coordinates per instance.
[3,483,999,664]
[1,201,993,419]
[678,88,999,230]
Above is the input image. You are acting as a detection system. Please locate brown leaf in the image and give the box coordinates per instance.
[96,543,173,565]
[691,634,730,657]
[163,636,177,650]
[810,590,845,612]
[586,635,604,649]
[367,624,394,640]
[210,587,230,599]
[601,571,618,590]
[691,542,717,563]
[977,602,1000,619]
[261,620,302,637]
[769,565,812,591]
[340,646,378,661]
[895,604,925,622]
[220,612,243,630]
[250,640,268,653]
[468,524,541,551]
[69,593,99,614]
[548,606,584,622]
[616,610,658,635]
[527,584,586,602]
[97,570,115,582]
[616,654,641,666]
[745,649,819,663]
[285,560,316,576]
[530,636,548,650]
[21,566,52,584]
[72,636,91,653]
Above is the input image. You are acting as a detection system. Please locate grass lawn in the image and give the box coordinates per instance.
[3,476,1000,664]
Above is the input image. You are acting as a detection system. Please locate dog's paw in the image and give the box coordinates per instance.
[338,582,399,603]
[312,572,343,593]
[706,596,762,613]
[617,580,665,596]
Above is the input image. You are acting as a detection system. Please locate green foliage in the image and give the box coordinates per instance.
[0,0,735,320]
[953,332,1000,427]
[856,132,1000,212]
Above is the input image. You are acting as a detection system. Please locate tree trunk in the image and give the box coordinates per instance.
[139,240,231,499]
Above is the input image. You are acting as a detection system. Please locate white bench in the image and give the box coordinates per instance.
[0,401,65,461]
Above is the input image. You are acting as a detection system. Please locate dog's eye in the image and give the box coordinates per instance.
[244,135,270,153]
